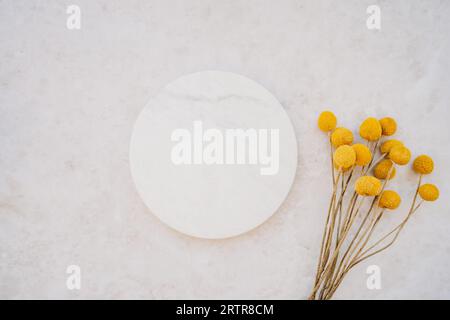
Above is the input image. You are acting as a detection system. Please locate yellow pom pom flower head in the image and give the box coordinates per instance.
[413,155,434,175]
[331,127,353,147]
[318,111,337,132]
[388,145,411,165]
[334,160,352,172]
[379,117,397,136]
[419,184,439,201]
[355,176,382,196]
[352,144,372,166]
[374,159,396,180]
[333,145,356,170]
[379,190,401,210]
[380,139,403,154]
[359,117,382,141]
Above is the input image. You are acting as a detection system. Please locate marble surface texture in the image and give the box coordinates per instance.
[1,0,449,299]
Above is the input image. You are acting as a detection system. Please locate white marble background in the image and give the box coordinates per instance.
[1,0,449,299]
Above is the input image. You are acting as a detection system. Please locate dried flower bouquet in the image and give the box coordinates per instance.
[309,111,439,300]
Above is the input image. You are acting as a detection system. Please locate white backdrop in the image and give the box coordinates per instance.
[1,0,449,299]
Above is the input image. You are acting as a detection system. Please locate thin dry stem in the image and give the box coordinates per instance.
[323,175,424,299]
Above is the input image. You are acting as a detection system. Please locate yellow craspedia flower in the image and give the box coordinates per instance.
[318,111,337,132]
[413,155,434,175]
[389,145,411,165]
[333,145,356,169]
[334,160,352,172]
[359,117,382,141]
[418,184,439,201]
[380,139,403,154]
[379,117,397,136]
[374,159,396,180]
[352,144,372,166]
[379,190,401,209]
[331,127,353,147]
[355,176,382,196]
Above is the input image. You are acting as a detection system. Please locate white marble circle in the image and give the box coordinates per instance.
[130,71,297,239]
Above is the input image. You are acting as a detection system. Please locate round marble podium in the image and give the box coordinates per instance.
[130,71,297,239]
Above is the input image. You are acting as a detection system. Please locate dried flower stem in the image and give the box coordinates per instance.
[323,197,379,297]
[313,167,341,289]
[367,140,380,168]
[354,174,422,262]
[314,164,395,299]
[363,153,386,175]
[309,197,366,298]
[329,133,335,183]
[323,174,423,299]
